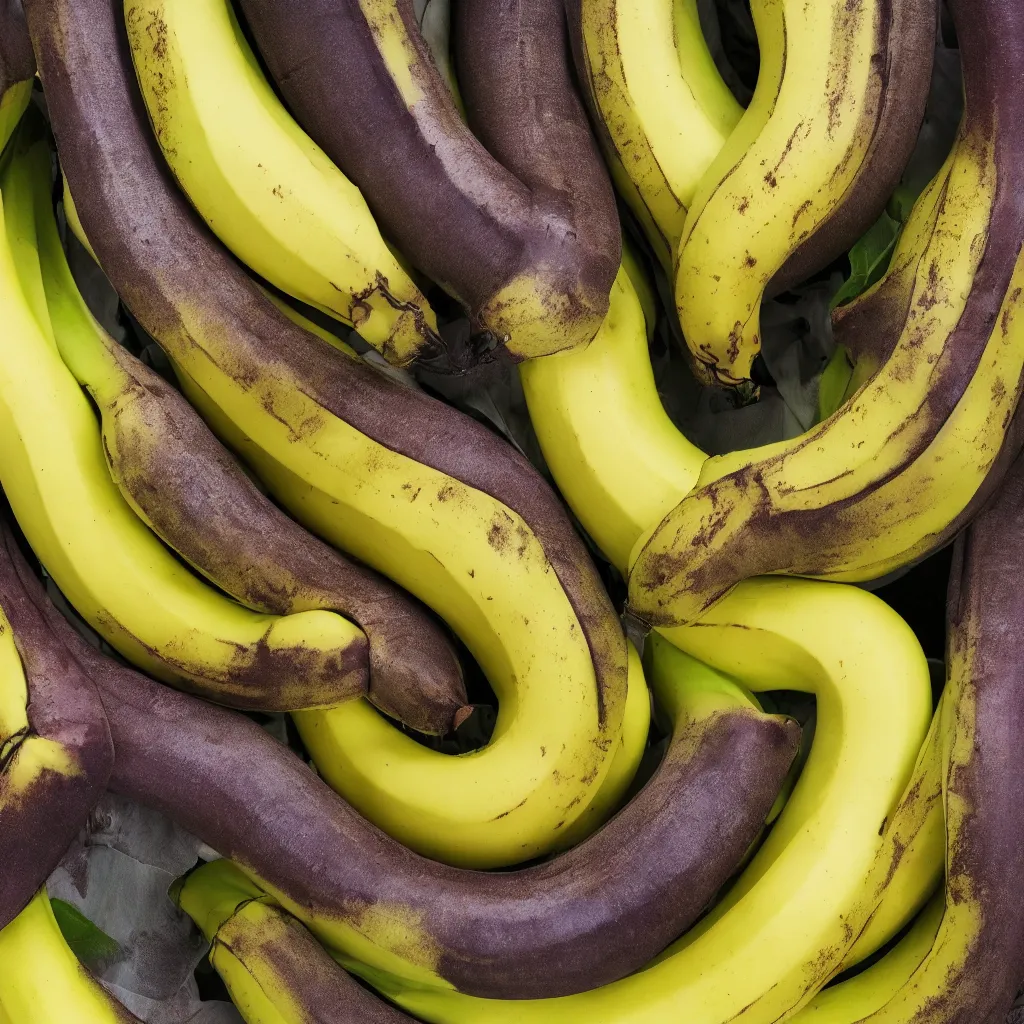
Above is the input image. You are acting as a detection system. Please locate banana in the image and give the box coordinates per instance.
[860,448,1024,1022]
[521,265,706,573]
[0,890,139,1023]
[351,576,934,1023]
[179,860,422,1023]
[236,0,620,361]
[31,0,631,868]
[0,521,114,929]
[0,0,34,153]
[76,594,800,1000]
[789,894,944,1022]
[124,0,439,367]
[629,0,1024,627]
[567,0,743,269]
[35,176,469,737]
[675,0,935,387]
[0,127,369,713]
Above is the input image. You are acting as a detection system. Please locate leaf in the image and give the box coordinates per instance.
[50,897,122,967]
[830,210,902,310]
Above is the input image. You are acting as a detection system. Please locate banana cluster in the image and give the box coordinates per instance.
[2,0,1023,1022]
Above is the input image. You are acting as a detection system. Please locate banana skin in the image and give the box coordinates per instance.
[236,0,620,361]
[0,522,113,931]
[0,0,34,153]
[629,0,1024,627]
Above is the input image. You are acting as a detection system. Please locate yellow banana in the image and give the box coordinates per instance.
[351,577,934,1023]
[0,128,369,713]
[569,0,743,268]
[0,891,139,1023]
[124,0,438,365]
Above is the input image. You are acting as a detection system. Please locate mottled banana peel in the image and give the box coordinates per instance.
[0,0,34,153]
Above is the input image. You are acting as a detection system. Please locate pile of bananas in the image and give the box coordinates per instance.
[1,0,1023,1020]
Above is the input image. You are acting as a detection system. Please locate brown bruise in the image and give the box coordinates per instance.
[96,339,467,734]
[39,568,801,999]
[235,0,617,361]
[0,523,113,930]
[24,0,628,732]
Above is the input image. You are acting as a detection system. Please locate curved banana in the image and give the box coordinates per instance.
[0,130,368,713]
[676,0,935,386]
[567,0,743,269]
[0,0,34,153]
[352,577,933,1023]
[124,0,439,366]
[32,0,630,869]
[0,890,139,1023]
[180,860,415,1024]
[629,0,1024,626]
[521,265,706,573]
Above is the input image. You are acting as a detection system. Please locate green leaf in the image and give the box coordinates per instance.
[830,210,902,310]
[50,898,122,967]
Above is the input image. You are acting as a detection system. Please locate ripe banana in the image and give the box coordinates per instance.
[236,0,620,361]
[0,0,34,153]
[0,521,113,930]
[124,0,440,366]
[629,0,1024,626]
[0,890,139,1023]
[521,264,706,573]
[36,181,468,737]
[567,0,743,269]
[0,126,369,713]
[351,576,934,1023]
[76,601,799,1000]
[675,0,935,386]
[860,449,1024,1022]
[31,0,630,868]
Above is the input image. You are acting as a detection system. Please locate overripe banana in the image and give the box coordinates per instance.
[629,0,1024,627]
[35,179,468,737]
[124,0,440,366]
[58,586,800,1000]
[236,0,620,360]
[0,890,139,1023]
[0,127,369,713]
[0,0,34,152]
[675,0,935,386]
[180,860,414,1024]
[0,521,113,930]
[29,0,631,868]
[566,0,743,269]
[352,576,934,1023]
[860,449,1024,1022]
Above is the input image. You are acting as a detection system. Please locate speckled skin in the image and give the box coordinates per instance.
[235,0,619,361]
[97,339,467,735]
[0,523,113,930]
[24,0,628,733]
[0,0,34,97]
[768,0,937,296]
[42,592,800,999]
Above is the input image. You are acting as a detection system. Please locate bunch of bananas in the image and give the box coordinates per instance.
[1,0,1023,1021]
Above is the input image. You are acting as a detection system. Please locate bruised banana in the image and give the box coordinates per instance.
[860,450,1024,1022]
[0,523,113,930]
[0,890,139,1024]
[63,592,799,1000]
[567,0,743,269]
[237,0,620,360]
[180,860,422,1023]
[629,0,1024,627]
[354,577,933,1024]
[0,129,368,713]
[31,0,631,870]
[0,0,34,153]
[35,183,468,738]
[124,0,440,366]
[676,0,935,386]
